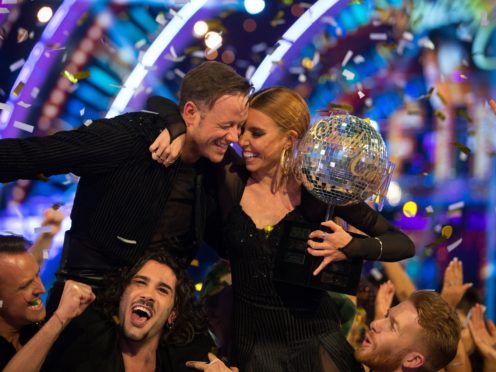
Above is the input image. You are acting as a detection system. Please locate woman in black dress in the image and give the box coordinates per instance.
[212,87,415,372]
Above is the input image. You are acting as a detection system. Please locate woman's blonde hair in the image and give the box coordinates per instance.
[249,87,310,184]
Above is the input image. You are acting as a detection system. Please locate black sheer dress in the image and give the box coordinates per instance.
[208,150,415,372]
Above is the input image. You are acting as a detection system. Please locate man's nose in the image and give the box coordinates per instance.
[33,277,46,295]
[226,126,239,143]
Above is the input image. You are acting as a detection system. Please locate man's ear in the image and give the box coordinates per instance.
[167,309,177,325]
[402,351,425,369]
[182,101,199,127]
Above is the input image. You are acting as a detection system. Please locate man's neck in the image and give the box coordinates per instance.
[0,318,22,350]
[120,335,159,372]
[180,137,200,164]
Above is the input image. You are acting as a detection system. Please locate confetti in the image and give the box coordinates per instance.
[271,10,285,27]
[403,201,417,217]
[83,120,93,127]
[0,102,12,112]
[62,70,78,84]
[9,58,25,72]
[425,205,434,216]
[358,91,365,99]
[451,142,471,155]
[80,107,85,116]
[195,283,203,291]
[370,33,387,41]
[35,173,49,182]
[135,39,146,49]
[17,27,28,43]
[34,226,53,234]
[441,225,453,239]
[327,102,353,112]
[13,120,34,133]
[353,55,364,64]
[447,238,463,252]
[31,87,39,98]
[190,259,199,267]
[11,203,22,219]
[73,71,90,80]
[342,69,355,80]
[448,201,465,211]
[252,42,267,53]
[402,32,413,41]
[174,68,185,78]
[112,315,120,325]
[456,108,473,123]
[341,50,353,67]
[418,37,435,50]
[434,110,446,121]
[245,65,256,80]
[155,12,167,26]
[425,236,447,249]
[436,91,447,105]
[459,153,468,161]
[77,12,89,26]
[369,267,383,281]
[17,101,31,108]
[43,250,49,259]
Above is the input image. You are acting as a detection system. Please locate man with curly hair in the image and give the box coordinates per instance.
[42,251,213,372]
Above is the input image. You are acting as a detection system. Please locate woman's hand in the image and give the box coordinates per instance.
[374,280,395,320]
[149,129,185,167]
[186,353,238,371]
[307,220,351,276]
[440,257,472,309]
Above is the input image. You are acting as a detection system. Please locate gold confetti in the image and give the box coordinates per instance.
[441,225,453,239]
[35,173,49,182]
[403,201,417,217]
[271,10,285,27]
[456,108,473,123]
[434,110,446,121]
[327,102,354,112]
[73,70,90,80]
[77,12,89,26]
[52,203,61,210]
[62,70,78,84]
[17,27,28,43]
[349,0,363,4]
[436,91,447,105]
[112,315,120,325]
[195,283,203,292]
[190,259,199,267]
[425,236,447,249]
[451,142,471,155]
[264,225,274,238]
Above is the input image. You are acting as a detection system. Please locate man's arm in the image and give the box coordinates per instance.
[2,281,95,372]
[0,115,139,182]
[30,207,64,265]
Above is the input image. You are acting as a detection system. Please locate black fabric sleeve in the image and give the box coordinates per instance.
[146,96,185,141]
[0,114,142,182]
[334,202,415,262]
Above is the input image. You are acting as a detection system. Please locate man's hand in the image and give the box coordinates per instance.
[468,304,496,368]
[40,207,65,237]
[149,129,185,167]
[186,353,239,371]
[54,280,95,327]
[440,257,472,309]
[375,280,395,320]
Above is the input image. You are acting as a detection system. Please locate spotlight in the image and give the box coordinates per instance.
[244,0,265,15]
[204,31,222,50]
[37,6,53,23]
[193,20,208,38]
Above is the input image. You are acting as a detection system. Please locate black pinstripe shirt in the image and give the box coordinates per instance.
[0,108,212,267]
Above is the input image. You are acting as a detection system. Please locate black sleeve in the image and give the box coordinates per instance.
[0,115,141,182]
[146,96,185,141]
[335,202,415,262]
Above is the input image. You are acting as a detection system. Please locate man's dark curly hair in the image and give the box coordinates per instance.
[97,250,208,346]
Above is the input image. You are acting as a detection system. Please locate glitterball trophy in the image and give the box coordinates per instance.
[274,113,394,294]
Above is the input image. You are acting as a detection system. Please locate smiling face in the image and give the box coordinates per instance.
[240,108,293,176]
[0,252,46,330]
[118,260,177,344]
[355,301,425,371]
[183,94,248,163]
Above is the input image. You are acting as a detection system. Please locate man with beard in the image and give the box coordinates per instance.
[355,290,461,371]
[42,250,213,372]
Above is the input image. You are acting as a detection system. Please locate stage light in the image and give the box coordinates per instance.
[244,0,265,15]
[402,201,417,218]
[204,31,222,50]
[37,6,53,23]
[193,20,208,37]
[386,181,402,206]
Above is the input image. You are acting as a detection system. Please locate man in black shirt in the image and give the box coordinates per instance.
[0,62,251,308]
[42,250,214,372]
[0,235,94,371]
